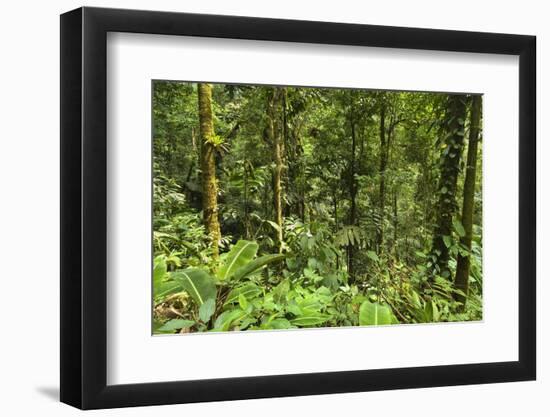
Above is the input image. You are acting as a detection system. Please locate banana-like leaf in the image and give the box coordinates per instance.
[238,293,248,310]
[424,299,439,322]
[158,319,195,332]
[272,279,290,305]
[232,253,286,281]
[217,240,259,281]
[224,283,262,305]
[154,281,182,301]
[213,309,248,331]
[359,301,393,326]
[261,318,292,330]
[199,298,216,322]
[424,299,434,321]
[153,256,167,290]
[172,268,216,306]
[290,313,331,327]
[296,297,323,313]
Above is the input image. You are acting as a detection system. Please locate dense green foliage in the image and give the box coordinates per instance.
[152,81,483,334]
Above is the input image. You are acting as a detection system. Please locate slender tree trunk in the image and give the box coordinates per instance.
[377,104,387,253]
[268,88,284,253]
[197,83,221,259]
[393,189,398,258]
[430,94,468,280]
[347,105,358,279]
[454,95,482,309]
[333,189,340,270]
[333,190,339,232]
[166,132,175,177]
[282,88,292,218]
[191,127,197,151]
[243,161,251,239]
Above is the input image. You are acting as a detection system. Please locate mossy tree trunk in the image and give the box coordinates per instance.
[377,102,399,255]
[197,83,221,259]
[454,95,482,309]
[267,88,284,253]
[347,103,358,279]
[376,102,386,253]
[430,94,467,280]
[392,188,399,258]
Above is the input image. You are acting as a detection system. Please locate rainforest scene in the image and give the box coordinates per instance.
[152,81,483,334]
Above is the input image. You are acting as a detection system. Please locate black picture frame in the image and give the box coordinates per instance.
[60,6,536,410]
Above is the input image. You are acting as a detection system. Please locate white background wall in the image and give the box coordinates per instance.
[0,0,545,415]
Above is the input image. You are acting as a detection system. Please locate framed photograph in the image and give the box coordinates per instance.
[60,6,536,409]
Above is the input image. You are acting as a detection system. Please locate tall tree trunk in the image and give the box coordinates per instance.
[347,104,358,280]
[377,104,388,253]
[393,189,398,258]
[243,160,251,239]
[430,94,468,280]
[197,83,221,259]
[454,95,482,309]
[282,88,292,218]
[376,103,397,254]
[333,188,340,270]
[268,88,284,253]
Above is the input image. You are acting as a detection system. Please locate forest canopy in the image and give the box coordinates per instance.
[152,81,483,334]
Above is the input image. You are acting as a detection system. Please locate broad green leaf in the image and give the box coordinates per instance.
[153,319,167,333]
[153,256,167,290]
[232,253,286,281]
[224,282,262,305]
[264,318,292,329]
[307,258,319,269]
[442,235,452,248]
[303,267,323,282]
[199,298,216,322]
[315,286,334,303]
[238,317,256,330]
[217,240,259,281]
[296,296,323,312]
[155,281,182,300]
[424,299,434,322]
[224,283,262,305]
[238,293,248,310]
[266,220,281,233]
[287,302,302,316]
[213,309,247,331]
[432,300,440,322]
[158,319,195,332]
[172,268,216,306]
[290,313,331,327]
[272,279,290,305]
[359,301,393,326]
[321,274,339,290]
[453,219,466,237]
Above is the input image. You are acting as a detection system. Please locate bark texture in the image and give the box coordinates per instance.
[197,83,221,258]
[454,95,482,308]
[267,88,284,253]
[347,105,358,278]
[430,94,467,280]
[377,104,387,252]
